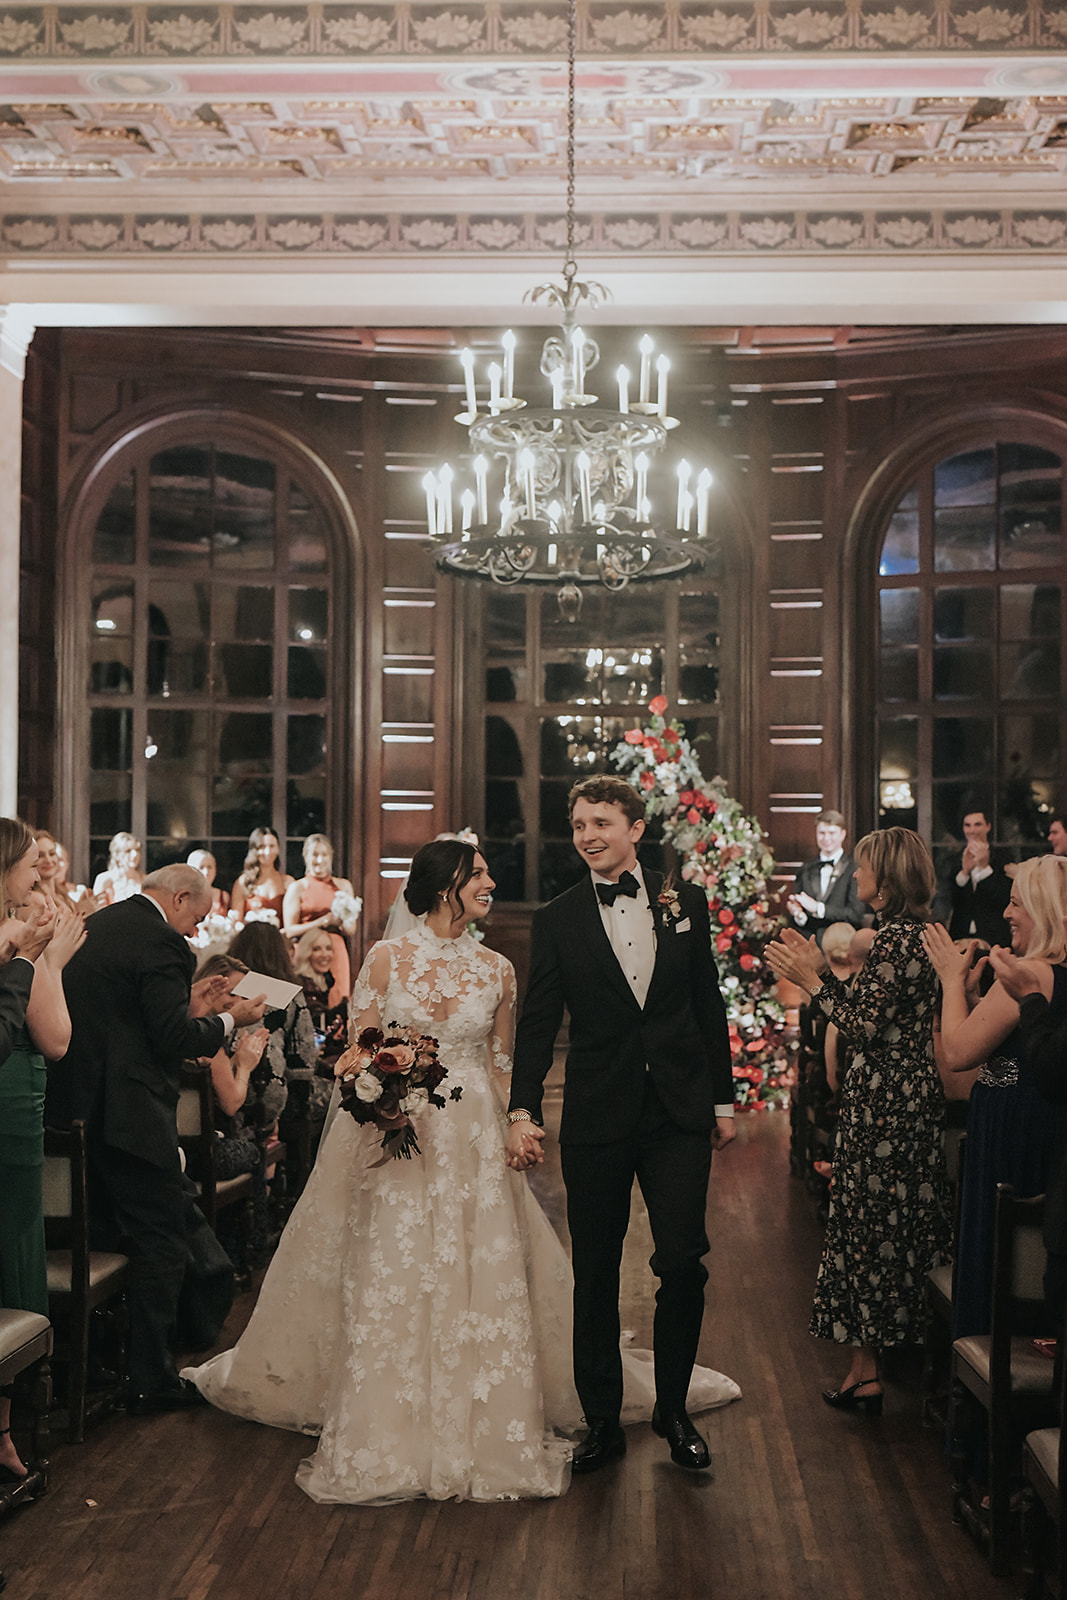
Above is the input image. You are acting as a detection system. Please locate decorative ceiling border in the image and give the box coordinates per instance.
[0,2,1060,61]
[5,205,1067,253]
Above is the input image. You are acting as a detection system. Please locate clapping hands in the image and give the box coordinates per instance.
[0,898,56,964]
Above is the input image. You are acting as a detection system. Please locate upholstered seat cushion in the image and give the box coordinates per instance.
[1024,1426,1059,1487]
[953,1334,1057,1397]
[46,1251,128,1294]
[0,1308,50,1360]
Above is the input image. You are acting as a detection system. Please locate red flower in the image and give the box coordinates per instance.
[686,808,701,825]
[716,933,732,953]
[624,729,644,745]
[648,695,668,716]
[739,952,757,971]
[718,907,735,926]
[694,840,707,855]
[356,1026,384,1050]
[640,770,655,790]
[662,727,679,744]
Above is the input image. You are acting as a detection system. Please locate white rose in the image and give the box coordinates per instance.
[401,1088,429,1115]
[354,1072,383,1103]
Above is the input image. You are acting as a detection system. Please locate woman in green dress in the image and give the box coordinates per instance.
[0,819,83,1481]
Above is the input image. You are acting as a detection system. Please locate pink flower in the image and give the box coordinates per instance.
[687,808,701,825]
[624,729,644,745]
[377,1043,415,1073]
[648,695,668,716]
[640,770,655,790]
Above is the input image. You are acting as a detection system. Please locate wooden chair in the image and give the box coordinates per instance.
[951,1185,1057,1576]
[42,1123,129,1444]
[0,1307,53,1526]
[921,1124,967,1428]
[1021,1336,1067,1600]
[177,1068,254,1271]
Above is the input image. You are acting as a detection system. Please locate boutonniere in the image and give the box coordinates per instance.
[657,882,683,921]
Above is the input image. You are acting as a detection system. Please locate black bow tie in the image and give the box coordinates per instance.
[596,871,640,907]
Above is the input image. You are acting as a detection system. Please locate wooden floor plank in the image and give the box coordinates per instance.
[0,1111,1021,1600]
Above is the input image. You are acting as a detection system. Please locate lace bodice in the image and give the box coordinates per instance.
[351,925,516,1083]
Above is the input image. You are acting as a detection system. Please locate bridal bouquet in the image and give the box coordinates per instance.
[330,889,362,927]
[334,1023,459,1160]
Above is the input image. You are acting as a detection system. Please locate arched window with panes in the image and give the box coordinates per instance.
[875,439,1064,863]
[72,430,349,887]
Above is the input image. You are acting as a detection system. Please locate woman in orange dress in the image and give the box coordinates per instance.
[231,827,292,925]
[282,834,360,1009]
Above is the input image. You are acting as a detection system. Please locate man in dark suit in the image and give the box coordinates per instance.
[50,864,265,1412]
[948,810,1011,946]
[785,810,865,949]
[507,775,734,1476]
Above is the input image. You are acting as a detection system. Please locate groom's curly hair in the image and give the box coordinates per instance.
[567,776,645,826]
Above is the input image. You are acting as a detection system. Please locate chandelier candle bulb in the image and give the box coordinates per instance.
[551,369,564,410]
[422,472,438,540]
[635,452,649,517]
[656,354,670,419]
[474,455,488,524]
[697,469,712,538]
[460,488,475,535]
[639,335,654,404]
[676,460,691,529]
[576,451,593,522]
[519,448,536,518]
[488,362,502,414]
[438,464,454,535]
[501,329,516,400]
[460,347,476,415]
[572,327,585,397]
[547,543,557,566]
[617,365,630,414]
[681,490,693,533]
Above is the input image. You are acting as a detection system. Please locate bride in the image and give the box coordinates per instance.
[185,839,739,1504]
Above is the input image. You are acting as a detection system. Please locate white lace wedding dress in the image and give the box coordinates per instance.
[185,925,739,1504]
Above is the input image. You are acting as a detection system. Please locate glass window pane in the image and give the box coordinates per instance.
[933,587,994,641]
[484,834,525,902]
[212,452,276,571]
[1000,713,1060,779]
[487,716,523,778]
[485,591,527,653]
[486,776,523,834]
[149,446,211,566]
[998,443,1061,505]
[89,772,131,837]
[677,716,719,782]
[486,666,524,702]
[288,715,326,776]
[90,636,134,695]
[145,710,209,839]
[539,779,572,839]
[147,640,208,698]
[1001,584,1060,639]
[678,664,719,704]
[879,588,919,647]
[879,717,918,781]
[1001,640,1060,698]
[216,712,272,772]
[288,647,327,699]
[211,774,272,837]
[148,581,209,638]
[289,484,328,572]
[93,473,135,565]
[879,509,919,576]
[933,505,996,572]
[215,643,273,699]
[934,447,996,507]
[287,775,326,837]
[879,648,918,702]
[999,503,1062,569]
[539,840,585,901]
[90,707,133,770]
[92,580,135,636]
[539,716,625,778]
[544,657,601,704]
[289,588,328,643]
[932,717,993,779]
[933,645,994,700]
[932,783,977,842]
[679,592,720,650]
[541,588,605,650]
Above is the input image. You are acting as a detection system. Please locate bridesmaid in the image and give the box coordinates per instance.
[91,831,144,907]
[0,820,84,1481]
[282,834,360,1010]
[187,849,230,916]
[230,827,292,925]
[34,831,83,916]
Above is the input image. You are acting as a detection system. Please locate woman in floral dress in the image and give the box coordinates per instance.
[767,827,950,1414]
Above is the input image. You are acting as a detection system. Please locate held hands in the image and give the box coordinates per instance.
[233,1026,269,1071]
[505,1120,545,1172]
[765,926,828,994]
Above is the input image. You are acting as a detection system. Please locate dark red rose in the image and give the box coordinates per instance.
[357,1026,384,1050]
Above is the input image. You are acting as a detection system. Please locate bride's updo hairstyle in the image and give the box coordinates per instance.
[405,838,478,923]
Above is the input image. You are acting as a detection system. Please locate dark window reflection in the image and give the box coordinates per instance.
[486,666,518,702]
[484,837,525,902]
[287,776,326,837]
[288,647,327,699]
[93,474,136,565]
[90,708,133,770]
[486,716,523,778]
[288,715,326,775]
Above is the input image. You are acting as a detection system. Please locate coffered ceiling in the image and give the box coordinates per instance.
[0,2,1066,327]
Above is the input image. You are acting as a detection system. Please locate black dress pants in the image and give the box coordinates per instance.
[87,1136,189,1394]
[560,1076,713,1423]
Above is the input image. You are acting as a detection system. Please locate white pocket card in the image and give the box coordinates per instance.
[674,918,691,933]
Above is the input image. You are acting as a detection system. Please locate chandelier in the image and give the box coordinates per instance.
[424,0,712,622]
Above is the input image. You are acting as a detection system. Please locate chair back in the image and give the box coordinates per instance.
[990,1184,1048,1388]
[178,1066,219,1227]
[42,1121,90,1291]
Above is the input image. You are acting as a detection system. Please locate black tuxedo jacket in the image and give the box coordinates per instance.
[48,895,226,1170]
[948,867,1011,946]
[0,957,33,1060]
[510,870,732,1145]
[791,853,865,946]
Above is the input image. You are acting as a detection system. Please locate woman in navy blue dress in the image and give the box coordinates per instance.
[924,853,1067,1337]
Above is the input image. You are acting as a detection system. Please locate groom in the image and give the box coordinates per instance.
[507,775,735,1474]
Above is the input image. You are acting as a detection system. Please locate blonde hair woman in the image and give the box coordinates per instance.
[924,852,1067,1336]
[92,831,144,906]
[767,827,950,1414]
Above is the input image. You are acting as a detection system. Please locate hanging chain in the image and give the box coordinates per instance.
[563,0,577,289]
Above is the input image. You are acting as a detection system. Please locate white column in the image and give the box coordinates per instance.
[0,307,35,816]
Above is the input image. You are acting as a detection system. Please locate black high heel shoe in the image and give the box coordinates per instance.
[821,1379,883,1416]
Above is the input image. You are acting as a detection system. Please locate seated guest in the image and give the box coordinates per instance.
[292,927,348,1074]
[92,831,144,907]
[282,834,360,1010]
[188,954,271,1267]
[35,831,86,916]
[188,850,230,916]
[947,809,1010,946]
[786,811,866,949]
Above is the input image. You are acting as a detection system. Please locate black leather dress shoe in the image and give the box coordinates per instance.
[651,1405,713,1473]
[571,1419,626,1475]
[125,1378,208,1416]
